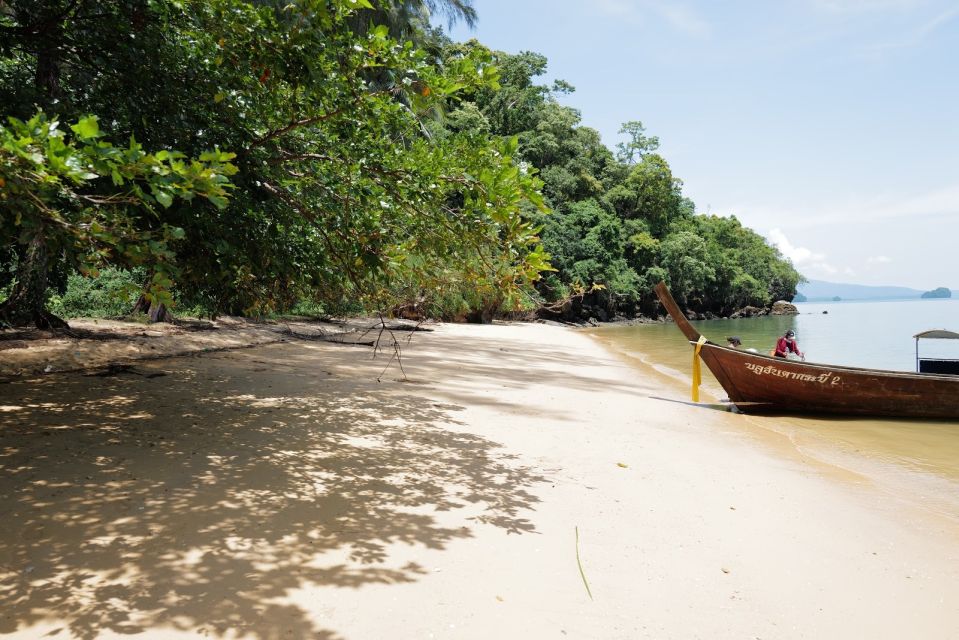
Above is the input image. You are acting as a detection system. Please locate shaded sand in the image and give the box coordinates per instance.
[0,317,386,379]
[2,322,958,639]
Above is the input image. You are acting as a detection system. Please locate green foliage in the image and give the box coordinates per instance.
[604,154,687,236]
[542,200,640,310]
[48,268,144,318]
[0,0,549,324]
[0,111,235,309]
[453,43,803,319]
[615,120,659,166]
[166,1,545,317]
[658,231,715,306]
[439,103,492,136]
[0,0,799,325]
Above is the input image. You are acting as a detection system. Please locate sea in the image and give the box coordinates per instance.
[590,298,959,523]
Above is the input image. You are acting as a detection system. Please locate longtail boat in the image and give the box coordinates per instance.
[654,282,959,419]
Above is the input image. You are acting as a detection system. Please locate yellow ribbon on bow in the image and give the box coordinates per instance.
[691,335,707,402]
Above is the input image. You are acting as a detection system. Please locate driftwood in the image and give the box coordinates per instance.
[380,323,433,332]
[84,364,167,378]
[278,326,375,347]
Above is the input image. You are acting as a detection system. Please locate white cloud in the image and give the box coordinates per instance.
[768,228,840,277]
[768,228,825,264]
[718,205,956,288]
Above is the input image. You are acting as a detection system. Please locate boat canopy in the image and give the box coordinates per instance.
[914,329,959,340]
[915,330,959,374]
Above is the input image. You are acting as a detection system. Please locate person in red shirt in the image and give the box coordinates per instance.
[774,329,804,360]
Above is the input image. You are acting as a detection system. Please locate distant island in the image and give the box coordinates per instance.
[921,287,952,299]
[796,280,959,302]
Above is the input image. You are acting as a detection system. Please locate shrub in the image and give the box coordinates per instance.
[49,268,144,318]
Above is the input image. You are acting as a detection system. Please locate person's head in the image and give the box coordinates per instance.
[785,329,795,339]
[727,336,742,347]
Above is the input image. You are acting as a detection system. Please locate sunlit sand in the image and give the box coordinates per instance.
[2,321,958,638]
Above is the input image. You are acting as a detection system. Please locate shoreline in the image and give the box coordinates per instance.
[588,323,959,530]
[2,321,958,638]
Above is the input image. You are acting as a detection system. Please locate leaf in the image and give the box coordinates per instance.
[575,526,593,601]
[199,149,236,163]
[207,194,229,210]
[70,116,102,139]
[155,190,174,208]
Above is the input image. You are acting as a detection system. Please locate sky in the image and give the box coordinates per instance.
[445,0,959,290]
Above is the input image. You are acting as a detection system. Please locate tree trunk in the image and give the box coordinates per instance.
[0,227,68,329]
[35,44,61,105]
[131,293,175,323]
[0,8,71,329]
[465,299,499,324]
[30,2,65,107]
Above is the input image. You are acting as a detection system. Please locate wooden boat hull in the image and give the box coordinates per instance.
[697,342,959,418]
[653,282,959,419]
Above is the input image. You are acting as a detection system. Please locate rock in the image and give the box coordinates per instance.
[731,306,767,319]
[465,306,495,324]
[771,300,799,315]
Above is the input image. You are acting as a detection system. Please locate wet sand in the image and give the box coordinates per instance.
[2,322,958,638]
[592,323,959,525]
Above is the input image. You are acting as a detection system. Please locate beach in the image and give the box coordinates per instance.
[2,320,958,639]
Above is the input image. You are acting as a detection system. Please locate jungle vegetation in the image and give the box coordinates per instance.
[0,0,801,328]
[441,44,802,320]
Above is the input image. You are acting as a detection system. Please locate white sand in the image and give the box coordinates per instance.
[1,321,958,639]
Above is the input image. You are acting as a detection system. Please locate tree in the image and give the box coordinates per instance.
[615,120,659,166]
[604,154,686,236]
[455,44,803,320]
[0,113,234,327]
[1,3,804,325]
[1,0,550,325]
[657,231,714,307]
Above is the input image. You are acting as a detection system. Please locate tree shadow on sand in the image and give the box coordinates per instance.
[0,349,544,639]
